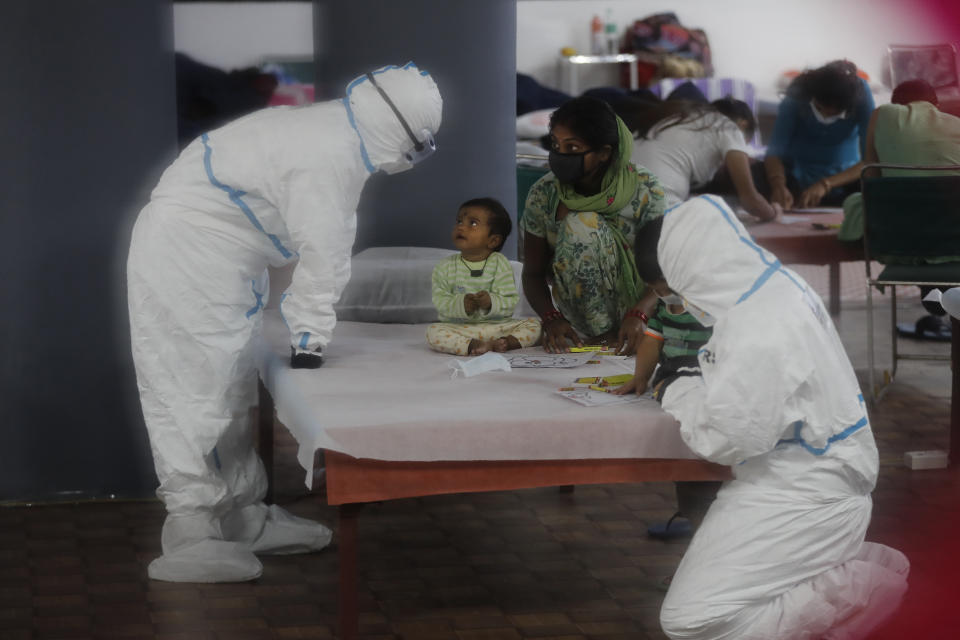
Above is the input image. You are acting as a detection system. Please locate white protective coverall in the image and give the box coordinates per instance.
[655,196,909,639]
[127,63,443,583]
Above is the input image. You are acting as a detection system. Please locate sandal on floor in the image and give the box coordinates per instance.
[647,513,692,540]
[896,314,952,342]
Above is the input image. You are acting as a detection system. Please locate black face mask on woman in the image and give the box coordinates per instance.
[548,149,592,184]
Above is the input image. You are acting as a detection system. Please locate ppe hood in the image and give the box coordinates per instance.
[344,62,442,173]
[658,195,870,457]
[658,195,794,321]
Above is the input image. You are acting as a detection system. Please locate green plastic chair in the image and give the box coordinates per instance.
[862,163,960,401]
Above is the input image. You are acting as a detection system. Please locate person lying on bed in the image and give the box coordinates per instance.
[427,197,542,355]
[521,96,665,355]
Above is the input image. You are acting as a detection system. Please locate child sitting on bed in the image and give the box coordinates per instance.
[427,198,542,355]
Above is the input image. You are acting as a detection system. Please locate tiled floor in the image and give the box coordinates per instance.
[2,289,957,639]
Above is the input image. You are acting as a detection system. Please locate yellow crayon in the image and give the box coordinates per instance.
[600,374,633,385]
[575,374,633,386]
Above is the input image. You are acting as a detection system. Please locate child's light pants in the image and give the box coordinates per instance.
[426,318,542,355]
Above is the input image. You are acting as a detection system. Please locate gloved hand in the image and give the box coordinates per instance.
[290,346,324,369]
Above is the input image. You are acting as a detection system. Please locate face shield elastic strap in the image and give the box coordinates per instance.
[365,72,435,163]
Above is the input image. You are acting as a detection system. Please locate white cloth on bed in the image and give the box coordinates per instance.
[255,315,699,487]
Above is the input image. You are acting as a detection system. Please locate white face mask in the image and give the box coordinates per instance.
[448,351,512,378]
[810,100,845,125]
[682,298,717,327]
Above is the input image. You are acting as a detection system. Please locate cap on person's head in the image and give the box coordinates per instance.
[891,79,939,106]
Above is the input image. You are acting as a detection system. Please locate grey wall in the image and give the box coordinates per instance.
[0,0,517,502]
[314,0,519,258]
[0,1,177,501]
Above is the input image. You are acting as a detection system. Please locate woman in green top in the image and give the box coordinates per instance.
[839,78,960,340]
[521,97,666,354]
[839,78,960,244]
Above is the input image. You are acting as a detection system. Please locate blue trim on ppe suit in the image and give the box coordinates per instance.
[681,196,869,456]
[200,133,294,259]
[245,280,265,319]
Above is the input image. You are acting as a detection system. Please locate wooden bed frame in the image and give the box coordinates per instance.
[257,380,730,639]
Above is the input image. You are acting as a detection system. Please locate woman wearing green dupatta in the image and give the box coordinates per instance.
[521,97,666,354]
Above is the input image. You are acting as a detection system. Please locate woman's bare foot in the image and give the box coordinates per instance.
[491,335,522,352]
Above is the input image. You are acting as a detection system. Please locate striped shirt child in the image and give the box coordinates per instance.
[644,302,713,387]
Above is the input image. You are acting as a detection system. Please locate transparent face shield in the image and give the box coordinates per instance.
[365,72,436,172]
[404,128,436,164]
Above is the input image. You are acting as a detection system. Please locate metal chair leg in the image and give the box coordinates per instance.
[951,317,959,466]
[891,286,899,381]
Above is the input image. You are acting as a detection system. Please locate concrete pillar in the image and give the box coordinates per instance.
[314,0,518,257]
[0,1,176,500]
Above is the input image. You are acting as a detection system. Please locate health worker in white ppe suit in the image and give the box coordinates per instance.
[628,196,909,639]
[127,63,442,583]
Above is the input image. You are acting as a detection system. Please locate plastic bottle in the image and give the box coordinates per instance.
[591,15,605,55]
[604,9,618,55]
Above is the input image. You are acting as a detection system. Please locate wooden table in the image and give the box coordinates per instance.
[256,383,729,640]
[747,210,863,316]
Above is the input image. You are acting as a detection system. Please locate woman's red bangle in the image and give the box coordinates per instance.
[626,309,649,324]
[542,309,564,324]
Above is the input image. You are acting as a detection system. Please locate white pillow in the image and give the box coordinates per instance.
[516,108,554,139]
[334,246,535,323]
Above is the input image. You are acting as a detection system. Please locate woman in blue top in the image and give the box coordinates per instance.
[764,60,875,209]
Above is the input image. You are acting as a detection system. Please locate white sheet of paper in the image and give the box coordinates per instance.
[505,353,594,368]
[778,216,811,224]
[785,207,840,214]
[556,387,647,407]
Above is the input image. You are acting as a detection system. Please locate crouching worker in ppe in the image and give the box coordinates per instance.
[127,63,442,583]
[632,197,909,639]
